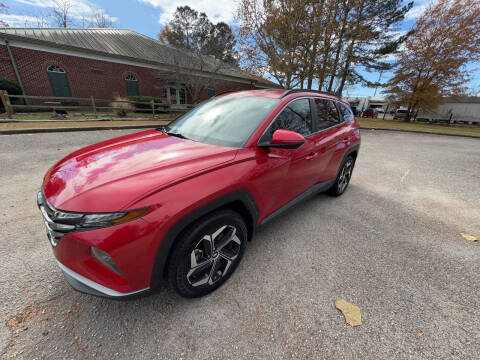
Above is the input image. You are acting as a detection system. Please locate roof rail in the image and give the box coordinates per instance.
[213,90,237,97]
[214,88,283,97]
[281,89,337,98]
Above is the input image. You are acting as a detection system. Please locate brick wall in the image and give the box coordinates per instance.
[0,44,255,101]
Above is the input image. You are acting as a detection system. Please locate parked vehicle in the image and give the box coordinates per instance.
[362,108,378,118]
[38,89,361,298]
[393,108,409,120]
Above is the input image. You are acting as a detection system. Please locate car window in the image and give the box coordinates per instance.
[165,96,280,147]
[337,102,353,121]
[261,98,313,141]
[315,99,341,130]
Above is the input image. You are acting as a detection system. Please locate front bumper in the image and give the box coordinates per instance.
[57,260,149,298]
[37,191,160,298]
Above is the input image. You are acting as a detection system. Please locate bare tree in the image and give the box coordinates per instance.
[1,2,9,27]
[51,0,73,28]
[90,10,114,28]
[165,48,228,104]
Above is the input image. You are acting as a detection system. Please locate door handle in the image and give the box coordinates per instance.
[342,137,349,143]
[305,152,319,160]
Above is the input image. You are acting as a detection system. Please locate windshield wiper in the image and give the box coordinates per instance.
[166,131,191,140]
[157,127,193,141]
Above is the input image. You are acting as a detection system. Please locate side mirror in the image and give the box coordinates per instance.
[258,129,305,149]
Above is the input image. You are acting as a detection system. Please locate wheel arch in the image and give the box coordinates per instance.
[334,144,360,179]
[150,189,259,289]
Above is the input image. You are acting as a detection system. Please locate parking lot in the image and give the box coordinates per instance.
[0,129,479,359]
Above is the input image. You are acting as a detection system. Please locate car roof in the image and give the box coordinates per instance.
[217,89,347,103]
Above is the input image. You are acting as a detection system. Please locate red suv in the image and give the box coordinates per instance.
[38,89,360,298]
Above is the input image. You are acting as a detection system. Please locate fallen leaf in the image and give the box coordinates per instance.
[418,332,423,337]
[461,233,477,242]
[289,333,295,338]
[335,299,362,327]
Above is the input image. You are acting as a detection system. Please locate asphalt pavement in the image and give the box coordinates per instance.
[0,129,479,359]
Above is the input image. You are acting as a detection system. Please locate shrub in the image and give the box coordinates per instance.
[125,96,167,111]
[0,77,22,95]
[111,96,134,118]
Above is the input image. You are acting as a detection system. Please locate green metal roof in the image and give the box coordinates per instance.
[0,28,262,83]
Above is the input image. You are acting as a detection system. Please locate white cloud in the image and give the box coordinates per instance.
[11,0,117,25]
[2,14,47,27]
[404,0,438,20]
[138,0,238,25]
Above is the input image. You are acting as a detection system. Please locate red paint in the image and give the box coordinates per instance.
[270,129,306,146]
[42,90,361,294]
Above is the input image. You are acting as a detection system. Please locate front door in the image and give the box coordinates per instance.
[257,98,318,215]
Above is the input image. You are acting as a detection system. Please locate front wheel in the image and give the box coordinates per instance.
[327,155,355,196]
[167,209,247,298]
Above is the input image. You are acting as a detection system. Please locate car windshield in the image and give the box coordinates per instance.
[164,95,280,147]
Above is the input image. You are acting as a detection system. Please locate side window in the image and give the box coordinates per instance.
[337,102,353,121]
[261,98,312,141]
[314,99,341,130]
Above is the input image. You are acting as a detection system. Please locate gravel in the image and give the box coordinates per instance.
[0,129,479,359]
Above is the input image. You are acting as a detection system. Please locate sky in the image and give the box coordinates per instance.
[2,0,480,97]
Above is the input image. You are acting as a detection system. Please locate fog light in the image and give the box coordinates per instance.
[90,247,121,275]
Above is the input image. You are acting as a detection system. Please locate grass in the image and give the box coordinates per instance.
[358,117,480,138]
[1,110,182,121]
[0,119,170,130]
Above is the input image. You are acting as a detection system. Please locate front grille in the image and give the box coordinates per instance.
[37,192,81,247]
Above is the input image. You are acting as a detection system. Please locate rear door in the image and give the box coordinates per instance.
[309,98,346,183]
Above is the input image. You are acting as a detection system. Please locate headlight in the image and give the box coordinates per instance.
[79,208,149,229]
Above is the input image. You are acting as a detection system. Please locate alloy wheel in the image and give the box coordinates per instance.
[338,159,353,193]
[186,225,241,287]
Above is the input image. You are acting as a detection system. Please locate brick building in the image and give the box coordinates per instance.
[0,28,277,107]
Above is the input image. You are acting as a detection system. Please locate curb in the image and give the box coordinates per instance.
[360,127,480,139]
[0,124,160,135]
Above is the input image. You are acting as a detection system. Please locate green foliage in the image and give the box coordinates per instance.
[0,77,22,95]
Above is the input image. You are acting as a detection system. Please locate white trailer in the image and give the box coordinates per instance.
[416,97,480,124]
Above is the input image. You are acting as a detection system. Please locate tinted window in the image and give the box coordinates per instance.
[315,99,341,130]
[261,99,312,141]
[165,96,280,147]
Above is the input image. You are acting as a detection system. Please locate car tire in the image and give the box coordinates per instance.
[167,209,247,298]
[327,155,355,197]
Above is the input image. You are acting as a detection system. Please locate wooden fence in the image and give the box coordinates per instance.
[0,91,192,119]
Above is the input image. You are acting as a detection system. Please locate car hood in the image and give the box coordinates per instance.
[43,130,238,212]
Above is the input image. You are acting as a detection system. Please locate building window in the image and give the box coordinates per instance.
[169,87,177,104]
[47,65,72,97]
[125,73,139,96]
[207,88,215,98]
[179,88,186,104]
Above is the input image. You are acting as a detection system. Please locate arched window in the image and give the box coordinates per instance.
[125,73,139,96]
[47,65,66,73]
[47,64,71,97]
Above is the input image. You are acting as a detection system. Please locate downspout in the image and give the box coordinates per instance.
[4,38,27,96]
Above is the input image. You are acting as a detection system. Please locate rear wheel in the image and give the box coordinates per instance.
[167,209,247,298]
[327,155,355,196]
